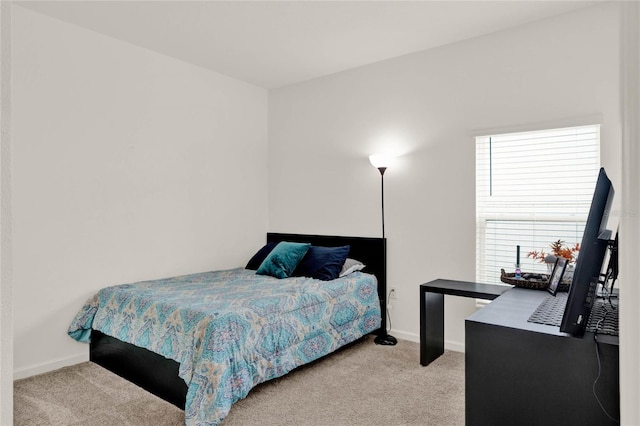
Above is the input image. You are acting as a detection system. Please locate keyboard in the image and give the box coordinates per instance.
[586,299,619,336]
[528,293,619,336]
[528,293,568,326]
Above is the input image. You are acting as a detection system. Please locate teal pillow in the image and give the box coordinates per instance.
[256,242,311,279]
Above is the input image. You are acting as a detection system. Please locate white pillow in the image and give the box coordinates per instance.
[339,258,365,277]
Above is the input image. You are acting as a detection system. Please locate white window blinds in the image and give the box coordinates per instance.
[476,125,600,284]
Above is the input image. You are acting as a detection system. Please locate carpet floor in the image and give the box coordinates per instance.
[14,336,465,425]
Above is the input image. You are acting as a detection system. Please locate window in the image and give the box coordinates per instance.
[476,125,600,284]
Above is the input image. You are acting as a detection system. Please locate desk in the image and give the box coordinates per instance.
[419,279,511,366]
[465,288,619,425]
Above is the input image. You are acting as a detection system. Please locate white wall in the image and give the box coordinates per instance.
[1,1,14,423]
[620,2,640,424]
[11,6,268,377]
[268,3,622,348]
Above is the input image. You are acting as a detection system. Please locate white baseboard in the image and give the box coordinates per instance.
[14,352,89,380]
[389,328,465,353]
[14,332,464,380]
[444,340,465,353]
[389,329,419,343]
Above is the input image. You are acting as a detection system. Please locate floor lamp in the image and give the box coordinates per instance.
[369,154,398,346]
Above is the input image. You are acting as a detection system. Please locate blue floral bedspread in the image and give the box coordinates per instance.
[68,268,381,425]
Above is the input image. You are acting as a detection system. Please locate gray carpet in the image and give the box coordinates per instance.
[14,336,465,425]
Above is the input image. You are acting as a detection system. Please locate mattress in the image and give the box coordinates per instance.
[68,267,381,425]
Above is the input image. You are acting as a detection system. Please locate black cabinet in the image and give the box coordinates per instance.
[465,288,619,425]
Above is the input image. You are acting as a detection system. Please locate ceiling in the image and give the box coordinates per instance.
[16,1,599,89]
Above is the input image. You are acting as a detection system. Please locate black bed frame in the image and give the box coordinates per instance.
[90,233,388,410]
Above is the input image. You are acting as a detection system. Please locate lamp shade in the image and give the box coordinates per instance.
[369,154,394,169]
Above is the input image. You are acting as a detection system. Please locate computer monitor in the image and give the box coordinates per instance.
[560,168,615,336]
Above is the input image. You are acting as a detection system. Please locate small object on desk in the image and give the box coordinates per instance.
[547,257,568,296]
[514,245,524,279]
[522,273,546,280]
[500,269,549,289]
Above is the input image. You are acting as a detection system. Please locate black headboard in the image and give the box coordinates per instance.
[267,233,387,336]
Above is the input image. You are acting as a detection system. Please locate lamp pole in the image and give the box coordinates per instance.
[379,167,386,239]
[371,159,397,346]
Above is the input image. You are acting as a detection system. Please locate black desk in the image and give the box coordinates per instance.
[419,279,511,366]
[465,288,619,425]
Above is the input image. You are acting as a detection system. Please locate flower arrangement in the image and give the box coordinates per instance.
[527,239,580,265]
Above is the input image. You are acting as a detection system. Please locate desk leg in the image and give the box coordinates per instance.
[420,291,444,366]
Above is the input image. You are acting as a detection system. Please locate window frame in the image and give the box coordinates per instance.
[475,124,601,285]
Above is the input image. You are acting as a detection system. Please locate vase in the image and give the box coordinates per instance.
[546,262,554,275]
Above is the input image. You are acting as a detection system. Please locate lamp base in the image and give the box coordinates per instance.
[374,334,398,346]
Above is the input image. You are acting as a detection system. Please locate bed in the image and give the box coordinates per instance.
[68,233,387,425]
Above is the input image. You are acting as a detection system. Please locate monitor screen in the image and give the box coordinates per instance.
[559,168,614,336]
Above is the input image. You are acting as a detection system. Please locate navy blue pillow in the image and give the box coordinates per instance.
[245,242,277,270]
[294,245,351,281]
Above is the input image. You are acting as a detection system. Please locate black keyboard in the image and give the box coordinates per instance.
[586,299,619,336]
[528,293,619,336]
[528,293,568,326]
